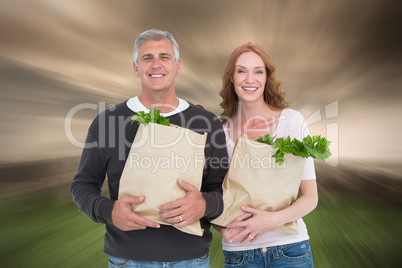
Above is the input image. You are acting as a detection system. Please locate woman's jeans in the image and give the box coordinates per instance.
[223,240,313,267]
[108,254,210,268]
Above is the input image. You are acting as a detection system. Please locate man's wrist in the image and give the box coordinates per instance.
[202,192,223,220]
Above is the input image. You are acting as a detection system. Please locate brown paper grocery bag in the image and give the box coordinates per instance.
[212,134,305,234]
[118,123,207,236]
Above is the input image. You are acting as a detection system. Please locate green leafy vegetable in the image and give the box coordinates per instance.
[256,133,331,164]
[131,108,171,126]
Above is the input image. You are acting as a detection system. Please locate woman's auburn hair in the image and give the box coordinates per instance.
[219,42,289,122]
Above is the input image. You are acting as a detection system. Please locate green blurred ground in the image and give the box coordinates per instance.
[1,187,401,267]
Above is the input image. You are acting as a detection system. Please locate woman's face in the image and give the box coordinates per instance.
[233,51,267,104]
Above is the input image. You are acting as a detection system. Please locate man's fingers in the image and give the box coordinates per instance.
[177,178,197,192]
[173,219,189,228]
[112,196,160,231]
[132,214,160,228]
[157,199,182,213]
[158,208,185,221]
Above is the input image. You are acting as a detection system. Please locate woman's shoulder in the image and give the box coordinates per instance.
[280,108,305,123]
[277,108,309,139]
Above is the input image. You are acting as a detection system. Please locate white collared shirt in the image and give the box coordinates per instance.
[126,96,190,117]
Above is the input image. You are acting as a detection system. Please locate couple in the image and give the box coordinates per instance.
[70,29,317,268]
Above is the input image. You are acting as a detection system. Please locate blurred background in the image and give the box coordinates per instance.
[1,0,401,267]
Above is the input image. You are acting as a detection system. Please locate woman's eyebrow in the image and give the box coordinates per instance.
[235,65,265,69]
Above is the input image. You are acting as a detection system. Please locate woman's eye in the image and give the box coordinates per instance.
[256,70,264,74]
[237,70,245,73]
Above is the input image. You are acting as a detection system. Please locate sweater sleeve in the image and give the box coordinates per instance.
[70,117,115,225]
[201,116,229,221]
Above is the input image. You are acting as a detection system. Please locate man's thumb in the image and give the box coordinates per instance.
[122,195,145,204]
[177,178,195,192]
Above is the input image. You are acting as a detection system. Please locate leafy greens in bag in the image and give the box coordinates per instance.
[131,108,171,126]
[256,134,332,164]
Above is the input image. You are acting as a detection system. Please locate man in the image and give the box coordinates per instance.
[70,29,228,267]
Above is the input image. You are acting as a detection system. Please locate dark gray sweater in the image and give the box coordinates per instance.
[70,100,228,262]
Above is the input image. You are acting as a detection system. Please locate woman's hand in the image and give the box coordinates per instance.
[226,206,282,244]
[213,212,253,242]
[226,180,319,244]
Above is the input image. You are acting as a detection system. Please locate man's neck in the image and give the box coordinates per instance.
[138,90,179,113]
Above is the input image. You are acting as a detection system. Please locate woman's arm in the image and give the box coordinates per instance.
[226,179,318,244]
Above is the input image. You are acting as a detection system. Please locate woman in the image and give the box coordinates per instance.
[214,42,318,267]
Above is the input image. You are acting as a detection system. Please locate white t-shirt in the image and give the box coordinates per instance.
[126,96,190,116]
[222,108,316,251]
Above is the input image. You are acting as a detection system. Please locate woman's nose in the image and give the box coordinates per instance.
[246,73,254,83]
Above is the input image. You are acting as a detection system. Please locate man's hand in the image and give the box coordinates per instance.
[157,179,206,228]
[111,195,160,231]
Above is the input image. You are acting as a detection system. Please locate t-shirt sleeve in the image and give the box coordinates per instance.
[286,111,317,181]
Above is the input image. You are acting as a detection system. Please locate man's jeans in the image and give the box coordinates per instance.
[108,254,210,268]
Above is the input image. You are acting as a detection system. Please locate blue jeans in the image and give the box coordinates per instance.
[108,254,210,268]
[223,240,313,267]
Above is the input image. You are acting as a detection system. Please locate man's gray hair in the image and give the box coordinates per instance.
[133,29,180,64]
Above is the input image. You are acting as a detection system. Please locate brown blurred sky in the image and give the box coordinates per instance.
[0,0,401,165]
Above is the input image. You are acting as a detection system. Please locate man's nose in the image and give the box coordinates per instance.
[151,58,162,68]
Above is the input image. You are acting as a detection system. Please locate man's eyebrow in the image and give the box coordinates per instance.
[141,53,153,59]
[159,53,172,57]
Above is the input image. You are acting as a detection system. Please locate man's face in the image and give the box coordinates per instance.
[134,39,181,93]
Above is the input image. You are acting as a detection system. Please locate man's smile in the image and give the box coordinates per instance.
[149,74,165,78]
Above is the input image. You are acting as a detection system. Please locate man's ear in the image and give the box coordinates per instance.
[133,62,139,77]
[175,59,182,75]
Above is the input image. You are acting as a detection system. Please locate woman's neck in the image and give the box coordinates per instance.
[228,100,283,140]
[236,100,274,124]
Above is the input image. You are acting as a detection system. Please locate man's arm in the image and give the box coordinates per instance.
[199,115,228,221]
[71,115,161,231]
[70,128,115,224]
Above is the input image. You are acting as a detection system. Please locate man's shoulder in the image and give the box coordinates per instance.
[97,100,130,117]
[187,102,219,120]
[89,100,131,127]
